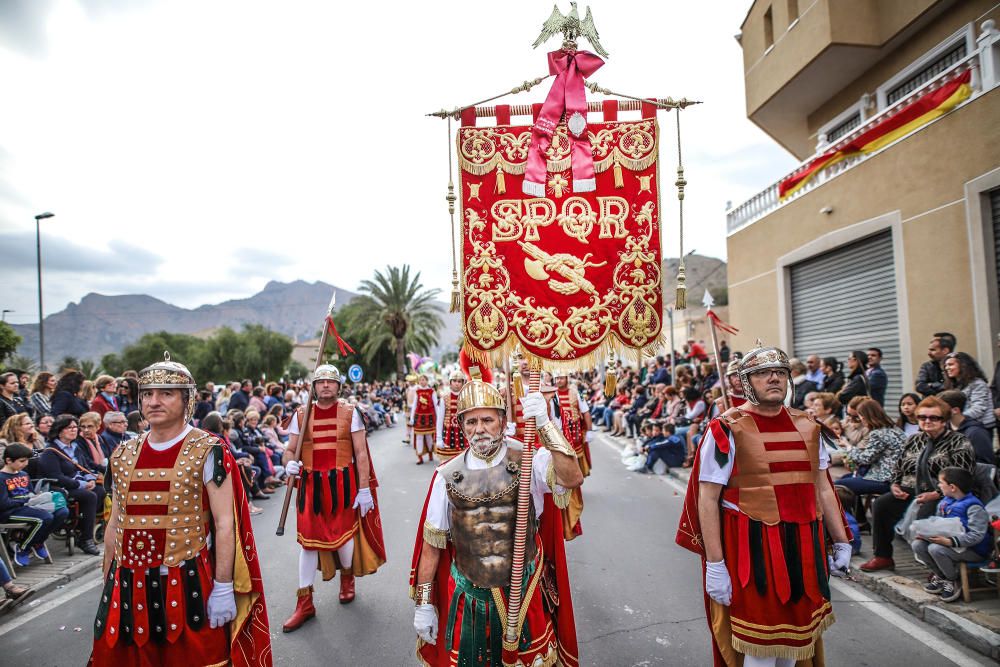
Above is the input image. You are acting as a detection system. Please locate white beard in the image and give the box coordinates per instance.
[469,432,502,459]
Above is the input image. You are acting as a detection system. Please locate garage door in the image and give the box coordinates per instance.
[991,188,1000,302]
[789,231,902,409]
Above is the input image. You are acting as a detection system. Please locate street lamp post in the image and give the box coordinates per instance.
[34,212,54,369]
[1,310,11,322]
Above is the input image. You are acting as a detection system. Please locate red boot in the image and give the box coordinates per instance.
[282,586,316,632]
[339,570,355,604]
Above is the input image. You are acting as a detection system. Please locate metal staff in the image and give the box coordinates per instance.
[276,292,337,536]
[702,290,730,412]
[505,365,540,647]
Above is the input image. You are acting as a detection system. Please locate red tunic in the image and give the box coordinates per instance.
[412,387,437,436]
[435,391,467,462]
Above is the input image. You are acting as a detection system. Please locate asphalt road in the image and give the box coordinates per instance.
[0,424,991,666]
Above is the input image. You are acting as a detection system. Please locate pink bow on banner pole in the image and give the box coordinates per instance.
[523,49,605,197]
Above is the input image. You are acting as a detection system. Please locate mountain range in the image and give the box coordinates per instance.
[12,255,725,369]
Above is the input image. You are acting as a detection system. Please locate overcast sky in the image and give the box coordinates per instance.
[0,0,796,324]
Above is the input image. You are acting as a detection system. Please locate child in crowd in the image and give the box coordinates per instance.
[0,443,70,566]
[639,422,687,474]
[912,467,993,602]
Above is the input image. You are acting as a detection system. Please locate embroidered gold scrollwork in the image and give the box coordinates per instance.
[556,197,596,242]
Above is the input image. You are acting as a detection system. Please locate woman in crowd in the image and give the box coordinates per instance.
[896,392,921,436]
[28,372,55,418]
[836,399,907,521]
[38,415,103,556]
[201,412,263,515]
[124,410,147,439]
[843,395,870,447]
[944,351,996,430]
[89,375,118,422]
[821,357,845,396]
[115,377,139,417]
[0,372,31,423]
[861,396,976,572]
[244,410,279,489]
[0,414,44,450]
[790,359,819,409]
[265,404,289,441]
[215,384,233,413]
[837,350,870,405]
[50,370,88,419]
[810,392,842,423]
[227,411,269,500]
[80,380,96,405]
[76,412,108,472]
[35,414,53,448]
[679,386,707,467]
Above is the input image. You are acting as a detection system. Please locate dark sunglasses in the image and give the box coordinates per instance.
[916,414,945,422]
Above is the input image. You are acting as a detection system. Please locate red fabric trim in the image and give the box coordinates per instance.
[709,419,730,454]
[763,440,805,452]
[495,104,511,126]
[641,98,656,118]
[737,513,750,588]
[531,103,543,122]
[769,460,812,473]
[460,107,477,127]
[126,481,171,491]
[602,99,618,121]
[765,523,791,604]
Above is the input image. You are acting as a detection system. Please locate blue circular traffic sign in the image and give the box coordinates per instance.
[348,364,363,382]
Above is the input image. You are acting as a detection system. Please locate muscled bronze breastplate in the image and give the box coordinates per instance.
[444,448,537,588]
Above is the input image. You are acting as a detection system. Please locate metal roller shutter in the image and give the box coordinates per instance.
[789,231,902,409]
[991,189,1000,301]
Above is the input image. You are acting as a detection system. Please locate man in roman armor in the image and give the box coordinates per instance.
[409,376,584,666]
[552,370,593,476]
[409,374,438,465]
[434,370,468,463]
[713,359,747,414]
[676,342,852,667]
[90,353,271,667]
[403,373,418,445]
[281,364,386,633]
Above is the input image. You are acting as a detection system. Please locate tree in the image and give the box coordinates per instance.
[58,356,82,372]
[4,355,38,374]
[0,322,21,366]
[116,332,206,377]
[198,325,293,382]
[79,359,102,380]
[285,359,310,382]
[101,353,126,377]
[351,265,444,378]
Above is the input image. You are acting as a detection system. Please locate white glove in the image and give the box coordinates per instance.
[436,438,445,450]
[207,581,237,629]
[705,560,732,606]
[828,542,852,577]
[585,430,593,444]
[414,603,438,644]
[353,487,375,517]
[505,422,516,437]
[285,460,302,476]
[519,392,549,426]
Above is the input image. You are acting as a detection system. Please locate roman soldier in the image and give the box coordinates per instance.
[403,373,418,445]
[541,378,585,541]
[712,360,747,415]
[91,353,271,667]
[553,370,593,476]
[409,377,584,666]
[434,370,468,462]
[281,364,386,633]
[676,342,852,666]
[409,374,438,465]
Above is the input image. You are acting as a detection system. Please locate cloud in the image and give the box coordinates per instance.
[0,229,164,274]
[0,0,56,57]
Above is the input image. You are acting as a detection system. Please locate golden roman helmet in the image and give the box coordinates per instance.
[725,359,741,377]
[449,369,466,382]
[456,379,505,417]
[138,351,197,421]
[737,340,791,405]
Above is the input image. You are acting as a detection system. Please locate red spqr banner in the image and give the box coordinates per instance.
[457,117,663,364]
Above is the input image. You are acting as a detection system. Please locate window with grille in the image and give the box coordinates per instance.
[886,41,967,105]
[827,112,862,142]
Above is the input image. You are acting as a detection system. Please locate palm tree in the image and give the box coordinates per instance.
[352,265,444,378]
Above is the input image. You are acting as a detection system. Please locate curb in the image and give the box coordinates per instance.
[19,557,103,605]
[593,430,1000,661]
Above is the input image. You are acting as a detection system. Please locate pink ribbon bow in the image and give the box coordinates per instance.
[523,49,604,197]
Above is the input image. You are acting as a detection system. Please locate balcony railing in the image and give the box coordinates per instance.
[726,20,1000,236]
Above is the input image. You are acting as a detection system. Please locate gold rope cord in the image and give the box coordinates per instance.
[674,109,687,309]
[447,116,461,313]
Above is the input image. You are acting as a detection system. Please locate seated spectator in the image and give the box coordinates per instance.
[1,414,44,452]
[0,443,69,566]
[28,372,55,418]
[837,351,870,406]
[861,397,975,572]
[34,414,53,450]
[939,390,995,465]
[0,557,31,606]
[76,412,108,472]
[810,392,842,423]
[243,410,279,489]
[264,383,284,414]
[678,387,707,467]
[38,415,105,556]
[115,377,139,418]
[639,422,686,473]
[896,392,921,436]
[228,380,252,413]
[789,359,818,410]
[50,370,88,419]
[202,412,263,515]
[843,396,870,448]
[192,389,215,425]
[944,351,996,430]
[821,357,845,395]
[835,399,907,521]
[248,386,268,415]
[125,410,147,439]
[0,372,31,424]
[912,467,993,602]
[98,411,129,459]
[916,333,954,397]
[89,375,119,426]
[227,410,269,502]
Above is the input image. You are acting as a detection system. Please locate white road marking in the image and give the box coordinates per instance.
[830,579,987,667]
[594,430,989,667]
[0,571,103,637]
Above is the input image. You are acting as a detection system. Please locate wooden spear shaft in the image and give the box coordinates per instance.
[707,312,731,413]
[505,366,540,645]
[276,304,335,536]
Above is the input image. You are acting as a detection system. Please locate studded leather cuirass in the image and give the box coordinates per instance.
[443,448,537,589]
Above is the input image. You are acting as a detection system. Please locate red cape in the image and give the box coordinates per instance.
[408,471,578,667]
[358,436,388,571]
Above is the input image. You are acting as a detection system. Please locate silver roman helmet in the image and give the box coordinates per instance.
[736,340,791,405]
[312,364,343,384]
[138,351,198,421]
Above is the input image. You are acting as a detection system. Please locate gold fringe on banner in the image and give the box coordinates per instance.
[613,155,624,189]
[604,369,617,398]
[495,164,506,194]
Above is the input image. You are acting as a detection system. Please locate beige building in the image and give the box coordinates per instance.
[726,0,1000,407]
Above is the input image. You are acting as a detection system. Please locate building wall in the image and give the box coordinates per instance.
[727,88,1000,385]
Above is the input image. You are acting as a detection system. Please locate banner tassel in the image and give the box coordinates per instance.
[450,271,461,313]
[675,263,687,310]
[495,165,506,194]
[613,156,624,189]
[604,369,616,397]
